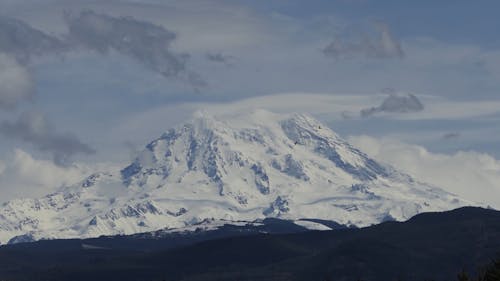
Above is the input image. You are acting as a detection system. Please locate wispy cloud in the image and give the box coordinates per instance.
[0,111,96,165]
[0,54,34,110]
[206,52,234,66]
[323,21,404,60]
[360,93,424,117]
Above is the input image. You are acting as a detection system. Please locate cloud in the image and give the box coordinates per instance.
[0,111,96,165]
[323,21,404,60]
[112,92,370,135]
[0,54,34,110]
[0,16,66,64]
[0,149,92,202]
[0,11,208,92]
[206,52,234,65]
[349,135,500,209]
[360,93,424,117]
[111,92,500,146]
[65,10,205,88]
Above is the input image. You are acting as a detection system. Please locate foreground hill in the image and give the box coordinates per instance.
[0,110,468,243]
[0,207,498,281]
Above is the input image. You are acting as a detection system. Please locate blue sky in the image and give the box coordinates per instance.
[0,0,499,202]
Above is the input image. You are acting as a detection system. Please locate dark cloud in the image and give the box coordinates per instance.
[65,10,205,88]
[341,111,355,119]
[0,111,95,166]
[323,22,404,60]
[0,11,206,92]
[206,52,234,65]
[0,16,66,64]
[361,93,424,117]
[442,132,460,140]
[0,11,208,112]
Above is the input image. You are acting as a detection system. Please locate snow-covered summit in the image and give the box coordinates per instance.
[0,110,468,244]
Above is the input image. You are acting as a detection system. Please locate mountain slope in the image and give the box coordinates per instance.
[0,110,469,244]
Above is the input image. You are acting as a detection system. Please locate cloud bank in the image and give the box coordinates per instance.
[0,111,95,165]
[349,135,500,209]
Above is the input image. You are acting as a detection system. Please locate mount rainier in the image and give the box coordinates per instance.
[0,110,469,244]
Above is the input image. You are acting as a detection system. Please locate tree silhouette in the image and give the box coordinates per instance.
[457,257,500,281]
[457,269,470,281]
[483,258,500,281]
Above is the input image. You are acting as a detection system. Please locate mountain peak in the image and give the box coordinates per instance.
[0,110,470,244]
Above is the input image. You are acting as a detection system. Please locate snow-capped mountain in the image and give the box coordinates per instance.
[0,110,469,244]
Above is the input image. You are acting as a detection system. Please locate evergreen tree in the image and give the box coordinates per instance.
[484,258,500,281]
[457,269,470,281]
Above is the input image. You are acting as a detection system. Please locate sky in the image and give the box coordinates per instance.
[0,0,499,207]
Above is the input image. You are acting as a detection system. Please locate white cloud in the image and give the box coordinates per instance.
[349,135,500,209]
[0,149,104,202]
[0,54,34,109]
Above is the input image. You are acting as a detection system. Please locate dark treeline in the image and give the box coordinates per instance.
[0,207,499,281]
